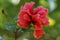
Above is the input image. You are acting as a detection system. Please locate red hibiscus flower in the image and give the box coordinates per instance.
[17,2,49,39]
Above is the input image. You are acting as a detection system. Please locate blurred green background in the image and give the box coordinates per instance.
[0,0,60,40]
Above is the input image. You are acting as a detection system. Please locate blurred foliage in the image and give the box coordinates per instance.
[0,0,60,40]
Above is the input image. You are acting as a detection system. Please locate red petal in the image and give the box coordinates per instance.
[18,10,30,19]
[34,6,44,14]
[33,30,45,39]
[33,23,45,39]
[17,19,29,28]
[23,2,35,10]
[34,6,48,15]
[41,17,49,26]
[23,14,31,21]
[34,23,42,30]
[32,14,42,25]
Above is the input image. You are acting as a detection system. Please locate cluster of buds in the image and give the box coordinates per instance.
[17,2,49,39]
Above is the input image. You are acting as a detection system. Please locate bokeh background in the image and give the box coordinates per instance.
[0,0,60,40]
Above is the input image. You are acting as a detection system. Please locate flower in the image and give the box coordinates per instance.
[17,2,49,39]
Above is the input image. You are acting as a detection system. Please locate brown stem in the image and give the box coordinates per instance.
[15,31,17,40]
[15,28,20,40]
